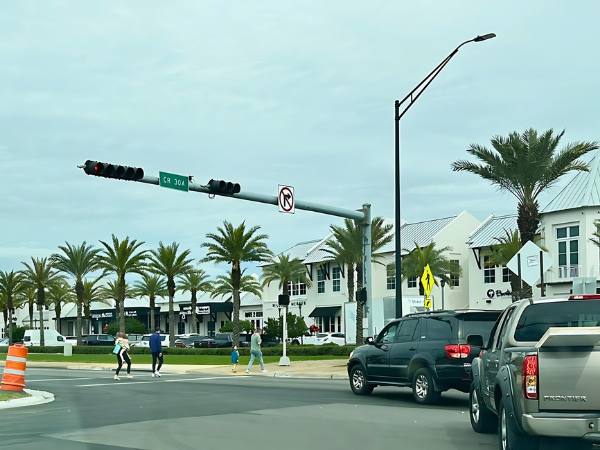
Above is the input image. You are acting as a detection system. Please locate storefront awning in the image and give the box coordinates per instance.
[308,306,341,318]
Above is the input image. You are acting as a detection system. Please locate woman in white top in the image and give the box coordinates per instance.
[114,332,133,380]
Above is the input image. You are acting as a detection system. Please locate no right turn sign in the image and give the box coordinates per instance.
[278,185,295,214]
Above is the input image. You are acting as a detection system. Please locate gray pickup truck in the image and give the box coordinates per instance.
[468,295,600,450]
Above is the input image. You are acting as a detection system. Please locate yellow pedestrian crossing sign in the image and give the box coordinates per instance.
[421,264,434,298]
[424,298,432,309]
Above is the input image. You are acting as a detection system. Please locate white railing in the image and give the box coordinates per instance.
[558,265,581,279]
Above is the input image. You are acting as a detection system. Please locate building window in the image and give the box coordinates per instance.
[332,267,341,292]
[407,277,418,288]
[502,266,511,283]
[317,267,325,294]
[386,265,396,290]
[484,255,495,284]
[288,282,306,296]
[557,225,579,278]
[298,283,306,296]
[337,316,341,333]
[450,260,460,287]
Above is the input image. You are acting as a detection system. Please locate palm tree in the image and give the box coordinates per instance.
[83,276,108,334]
[99,279,134,322]
[178,269,212,335]
[590,220,600,248]
[324,217,393,345]
[202,221,272,348]
[98,235,148,333]
[46,281,73,334]
[0,271,26,344]
[133,273,168,332]
[147,242,194,347]
[401,243,462,297]
[211,269,262,299]
[21,257,62,346]
[50,242,102,345]
[452,128,598,245]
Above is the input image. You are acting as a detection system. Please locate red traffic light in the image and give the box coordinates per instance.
[83,160,144,181]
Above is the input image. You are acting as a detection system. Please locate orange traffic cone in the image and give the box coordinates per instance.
[1,344,28,391]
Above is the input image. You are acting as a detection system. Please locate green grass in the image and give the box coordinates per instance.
[0,353,348,365]
[0,391,31,402]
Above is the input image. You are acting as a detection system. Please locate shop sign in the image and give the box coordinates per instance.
[180,305,210,315]
[487,289,512,299]
[91,312,113,319]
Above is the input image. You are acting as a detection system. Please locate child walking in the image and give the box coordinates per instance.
[231,346,239,373]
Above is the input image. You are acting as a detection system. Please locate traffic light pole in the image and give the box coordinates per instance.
[81,167,375,341]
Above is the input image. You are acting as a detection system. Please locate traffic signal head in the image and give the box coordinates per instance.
[356,288,367,304]
[207,179,241,196]
[83,160,144,181]
[278,294,290,306]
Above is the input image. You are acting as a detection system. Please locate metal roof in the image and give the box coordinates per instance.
[240,292,262,307]
[543,150,600,213]
[259,239,321,267]
[467,214,518,249]
[376,216,456,255]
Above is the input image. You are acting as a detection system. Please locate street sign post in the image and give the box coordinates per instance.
[278,185,295,213]
[159,171,189,192]
[421,264,434,299]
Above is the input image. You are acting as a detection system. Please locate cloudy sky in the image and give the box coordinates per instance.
[1,1,599,282]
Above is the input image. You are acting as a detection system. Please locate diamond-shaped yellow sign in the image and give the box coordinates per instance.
[421,264,434,298]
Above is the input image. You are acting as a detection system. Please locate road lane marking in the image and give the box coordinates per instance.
[25,373,191,382]
[76,376,240,387]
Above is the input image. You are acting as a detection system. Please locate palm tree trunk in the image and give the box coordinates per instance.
[356,262,363,345]
[232,265,241,349]
[115,298,121,326]
[150,295,156,332]
[38,288,45,346]
[2,309,7,338]
[7,295,13,345]
[29,300,34,329]
[347,263,355,302]
[119,275,126,333]
[168,276,176,348]
[517,199,540,246]
[56,304,61,333]
[191,290,197,335]
[75,280,84,345]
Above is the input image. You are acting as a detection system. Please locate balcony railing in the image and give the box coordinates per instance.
[558,265,581,279]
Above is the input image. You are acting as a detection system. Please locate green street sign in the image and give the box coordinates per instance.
[159,171,189,192]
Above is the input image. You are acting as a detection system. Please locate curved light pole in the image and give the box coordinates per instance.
[394,33,496,318]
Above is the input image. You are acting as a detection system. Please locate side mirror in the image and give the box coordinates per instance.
[365,337,374,345]
[467,334,485,348]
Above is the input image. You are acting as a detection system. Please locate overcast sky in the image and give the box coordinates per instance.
[1,1,599,283]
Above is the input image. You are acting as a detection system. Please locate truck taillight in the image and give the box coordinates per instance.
[445,345,471,359]
[523,355,538,400]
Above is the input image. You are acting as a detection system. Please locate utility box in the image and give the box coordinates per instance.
[63,343,73,357]
[573,277,596,295]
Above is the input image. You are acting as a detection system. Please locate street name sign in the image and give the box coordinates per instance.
[421,264,434,298]
[159,171,189,192]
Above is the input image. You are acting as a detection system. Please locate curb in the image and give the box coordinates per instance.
[0,389,55,410]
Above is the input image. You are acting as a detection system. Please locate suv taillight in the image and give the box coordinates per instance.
[444,344,471,359]
[523,355,538,400]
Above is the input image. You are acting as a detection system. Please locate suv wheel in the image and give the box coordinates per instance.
[349,365,374,395]
[498,399,539,450]
[470,383,497,433]
[412,368,441,405]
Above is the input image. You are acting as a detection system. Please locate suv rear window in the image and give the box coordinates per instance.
[460,313,501,342]
[515,300,600,342]
[425,317,457,340]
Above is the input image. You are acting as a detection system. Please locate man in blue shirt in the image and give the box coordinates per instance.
[149,326,163,377]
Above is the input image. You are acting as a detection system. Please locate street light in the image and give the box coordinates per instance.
[394,33,496,318]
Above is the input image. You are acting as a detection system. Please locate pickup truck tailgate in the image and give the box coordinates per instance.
[537,327,600,411]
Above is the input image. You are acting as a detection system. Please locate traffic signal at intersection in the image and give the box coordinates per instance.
[207,179,241,196]
[83,160,144,181]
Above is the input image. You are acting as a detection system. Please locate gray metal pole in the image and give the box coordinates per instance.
[362,203,373,339]
[136,175,365,222]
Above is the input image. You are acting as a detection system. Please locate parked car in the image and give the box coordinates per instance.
[138,333,177,348]
[175,335,208,348]
[82,334,116,346]
[127,333,144,347]
[0,338,9,347]
[347,309,501,404]
[314,332,346,346]
[469,295,600,449]
[195,333,233,348]
[64,335,88,346]
[24,330,68,347]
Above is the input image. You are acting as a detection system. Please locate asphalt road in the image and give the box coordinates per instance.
[0,367,497,450]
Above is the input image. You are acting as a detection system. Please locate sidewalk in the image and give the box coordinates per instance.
[1,359,349,380]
